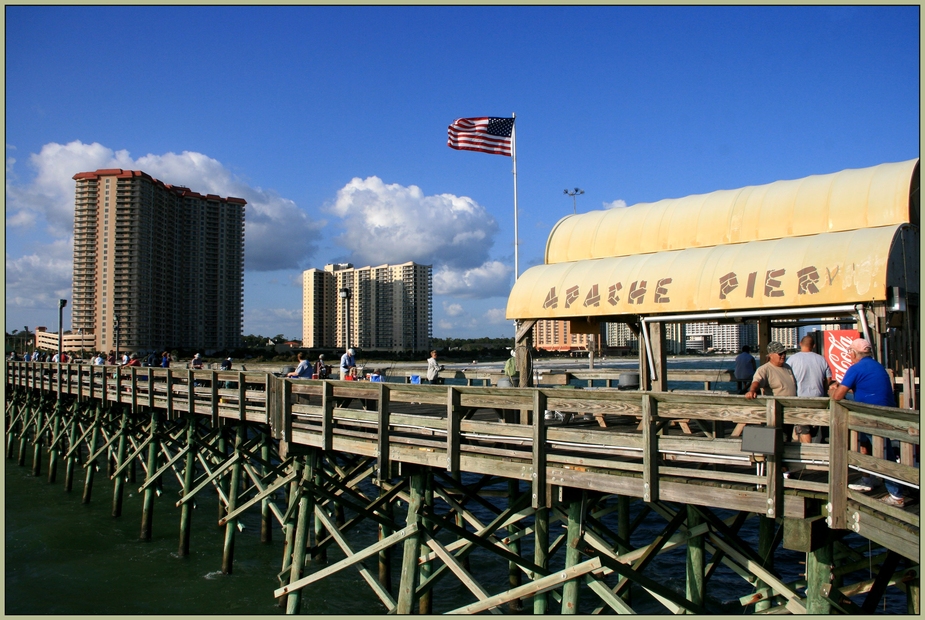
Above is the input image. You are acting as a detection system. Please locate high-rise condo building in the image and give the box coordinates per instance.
[71,169,245,353]
[302,262,432,352]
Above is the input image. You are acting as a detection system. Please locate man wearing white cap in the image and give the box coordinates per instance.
[340,348,356,379]
[831,338,906,507]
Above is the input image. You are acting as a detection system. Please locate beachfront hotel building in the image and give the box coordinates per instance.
[70,169,245,353]
[301,262,432,352]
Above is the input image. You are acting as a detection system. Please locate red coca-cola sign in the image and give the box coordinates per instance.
[824,329,861,383]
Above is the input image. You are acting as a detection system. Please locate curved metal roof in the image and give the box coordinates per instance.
[508,225,913,320]
[545,159,919,264]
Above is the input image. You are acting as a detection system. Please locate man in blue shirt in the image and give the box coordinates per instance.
[340,348,356,379]
[286,352,312,379]
[831,338,905,507]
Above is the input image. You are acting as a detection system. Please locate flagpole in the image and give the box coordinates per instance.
[512,112,519,281]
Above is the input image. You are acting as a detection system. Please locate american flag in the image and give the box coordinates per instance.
[447,117,514,156]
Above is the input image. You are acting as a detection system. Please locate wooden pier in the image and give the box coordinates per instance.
[5,361,920,614]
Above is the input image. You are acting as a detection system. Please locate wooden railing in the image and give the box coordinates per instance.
[5,361,919,560]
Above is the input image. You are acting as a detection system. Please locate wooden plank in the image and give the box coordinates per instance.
[424,535,502,615]
[275,523,419,598]
[766,399,783,519]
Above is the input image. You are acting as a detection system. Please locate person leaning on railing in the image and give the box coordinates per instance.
[829,338,907,508]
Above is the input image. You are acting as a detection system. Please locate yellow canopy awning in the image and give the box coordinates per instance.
[545,159,919,264]
[507,225,915,320]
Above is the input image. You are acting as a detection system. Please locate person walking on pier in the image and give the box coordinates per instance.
[426,350,444,385]
[161,351,171,368]
[734,345,757,394]
[340,348,356,380]
[830,338,907,507]
[787,335,831,443]
[191,353,203,369]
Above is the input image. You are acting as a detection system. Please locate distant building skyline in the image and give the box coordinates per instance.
[302,261,432,353]
[70,169,245,353]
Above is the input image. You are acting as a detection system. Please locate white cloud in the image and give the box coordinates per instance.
[433,260,512,299]
[604,199,628,209]
[483,308,508,324]
[443,302,465,317]
[5,141,323,272]
[5,238,74,311]
[327,176,498,271]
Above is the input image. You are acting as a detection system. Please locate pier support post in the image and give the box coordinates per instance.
[216,425,227,525]
[31,398,45,477]
[278,456,304,608]
[112,408,129,517]
[561,493,583,614]
[686,505,704,611]
[82,404,102,504]
[47,400,62,483]
[805,540,833,614]
[754,515,776,611]
[261,430,273,543]
[285,453,315,614]
[396,468,424,614]
[222,422,245,574]
[140,410,159,539]
[179,413,197,556]
[419,471,434,615]
[533,505,550,614]
[64,402,81,492]
[507,478,523,612]
[312,460,328,563]
[378,486,394,595]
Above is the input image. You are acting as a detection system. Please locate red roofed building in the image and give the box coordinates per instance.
[71,169,245,352]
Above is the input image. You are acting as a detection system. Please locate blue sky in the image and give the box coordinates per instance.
[5,6,919,340]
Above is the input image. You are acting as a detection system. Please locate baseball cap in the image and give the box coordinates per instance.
[850,338,872,353]
[766,341,786,355]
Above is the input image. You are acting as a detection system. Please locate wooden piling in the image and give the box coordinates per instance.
[112,409,129,517]
[261,431,273,543]
[31,399,44,477]
[805,539,833,614]
[533,505,550,615]
[753,515,776,612]
[222,423,245,574]
[47,401,62,483]
[140,410,159,540]
[686,505,704,611]
[418,471,433,615]
[561,493,583,613]
[82,405,101,504]
[285,453,315,614]
[63,404,80,492]
[396,469,424,614]
[507,478,523,612]
[378,487,393,595]
[179,414,197,556]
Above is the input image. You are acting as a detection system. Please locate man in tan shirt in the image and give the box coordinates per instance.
[744,341,797,399]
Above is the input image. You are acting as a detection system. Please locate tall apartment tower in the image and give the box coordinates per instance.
[72,169,245,353]
[301,261,432,352]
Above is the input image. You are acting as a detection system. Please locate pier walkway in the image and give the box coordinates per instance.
[5,361,920,614]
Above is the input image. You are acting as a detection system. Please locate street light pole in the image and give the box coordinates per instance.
[563,188,584,214]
